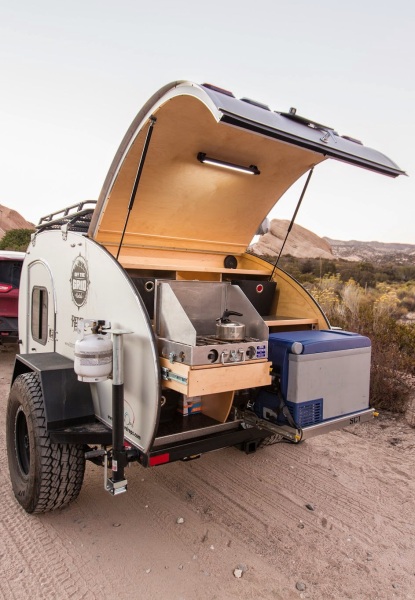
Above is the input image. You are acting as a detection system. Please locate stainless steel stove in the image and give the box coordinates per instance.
[155,280,269,367]
[158,335,268,366]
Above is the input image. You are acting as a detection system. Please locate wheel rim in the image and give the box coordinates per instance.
[15,407,30,475]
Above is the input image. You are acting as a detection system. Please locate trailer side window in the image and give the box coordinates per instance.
[31,286,48,345]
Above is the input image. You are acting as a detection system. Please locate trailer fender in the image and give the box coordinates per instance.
[12,353,95,430]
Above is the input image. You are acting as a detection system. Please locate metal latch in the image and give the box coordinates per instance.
[220,349,245,364]
[161,366,188,385]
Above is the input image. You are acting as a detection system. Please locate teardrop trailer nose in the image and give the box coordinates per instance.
[6,81,406,513]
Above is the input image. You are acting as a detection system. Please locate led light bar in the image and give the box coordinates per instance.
[197,152,260,175]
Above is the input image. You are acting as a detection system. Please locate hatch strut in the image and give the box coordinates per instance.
[116,116,157,260]
[269,167,314,281]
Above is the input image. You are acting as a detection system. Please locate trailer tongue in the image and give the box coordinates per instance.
[6,81,405,513]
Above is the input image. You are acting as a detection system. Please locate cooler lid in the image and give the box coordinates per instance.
[269,330,371,355]
[89,81,405,256]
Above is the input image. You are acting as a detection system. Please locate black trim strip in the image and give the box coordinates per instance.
[220,114,404,178]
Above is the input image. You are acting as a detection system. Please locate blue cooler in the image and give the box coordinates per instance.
[256,330,371,427]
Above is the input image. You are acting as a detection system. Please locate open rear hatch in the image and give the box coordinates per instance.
[89,81,404,266]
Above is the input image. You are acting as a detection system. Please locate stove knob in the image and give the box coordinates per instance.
[207,349,219,363]
[246,346,256,359]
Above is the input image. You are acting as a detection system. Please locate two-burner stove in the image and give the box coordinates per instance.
[158,335,268,366]
[155,280,270,367]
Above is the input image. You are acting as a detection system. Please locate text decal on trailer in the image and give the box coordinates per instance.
[70,255,89,308]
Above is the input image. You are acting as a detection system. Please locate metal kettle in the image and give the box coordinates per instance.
[215,310,246,341]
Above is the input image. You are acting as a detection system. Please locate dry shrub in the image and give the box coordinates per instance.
[312,279,414,414]
[338,301,413,413]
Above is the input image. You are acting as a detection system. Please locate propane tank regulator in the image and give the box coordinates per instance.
[74,319,112,382]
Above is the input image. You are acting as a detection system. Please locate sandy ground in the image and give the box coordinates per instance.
[1,345,414,600]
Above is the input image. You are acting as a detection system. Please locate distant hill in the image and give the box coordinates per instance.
[0,204,35,239]
[251,219,415,264]
[324,237,415,264]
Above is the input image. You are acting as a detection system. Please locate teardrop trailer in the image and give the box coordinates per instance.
[6,81,406,513]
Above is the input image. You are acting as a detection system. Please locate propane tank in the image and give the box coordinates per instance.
[74,319,112,382]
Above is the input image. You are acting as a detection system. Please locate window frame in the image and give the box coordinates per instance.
[31,286,48,345]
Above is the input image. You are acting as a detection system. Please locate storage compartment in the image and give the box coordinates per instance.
[260,330,371,424]
[160,388,180,423]
[231,280,276,316]
[154,388,239,446]
[130,276,156,318]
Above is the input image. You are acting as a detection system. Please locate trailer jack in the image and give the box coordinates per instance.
[104,451,127,495]
[83,329,131,495]
[105,329,131,495]
[84,447,127,495]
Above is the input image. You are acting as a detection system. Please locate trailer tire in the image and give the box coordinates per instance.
[6,372,86,514]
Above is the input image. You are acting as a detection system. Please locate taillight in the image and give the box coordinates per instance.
[0,283,13,293]
[149,453,170,466]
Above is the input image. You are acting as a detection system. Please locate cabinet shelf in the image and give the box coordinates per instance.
[263,315,319,328]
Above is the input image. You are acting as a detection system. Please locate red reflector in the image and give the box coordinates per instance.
[149,453,170,466]
[0,284,12,293]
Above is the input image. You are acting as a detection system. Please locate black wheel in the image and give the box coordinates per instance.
[6,372,86,514]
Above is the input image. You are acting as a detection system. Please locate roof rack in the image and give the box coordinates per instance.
[36,201,97,234]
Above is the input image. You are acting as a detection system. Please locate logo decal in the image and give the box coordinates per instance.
[70,255,89,308]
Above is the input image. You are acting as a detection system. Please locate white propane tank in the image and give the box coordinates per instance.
[74,320,113,382]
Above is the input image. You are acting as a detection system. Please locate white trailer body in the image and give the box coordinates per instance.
[20,231,160,452]
[7,81,405,513]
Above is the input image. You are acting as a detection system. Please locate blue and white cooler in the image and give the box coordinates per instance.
[255,330,371,428]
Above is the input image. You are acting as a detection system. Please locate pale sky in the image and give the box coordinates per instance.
[1,1,413,243]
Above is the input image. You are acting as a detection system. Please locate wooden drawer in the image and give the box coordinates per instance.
[160,357,272,397]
